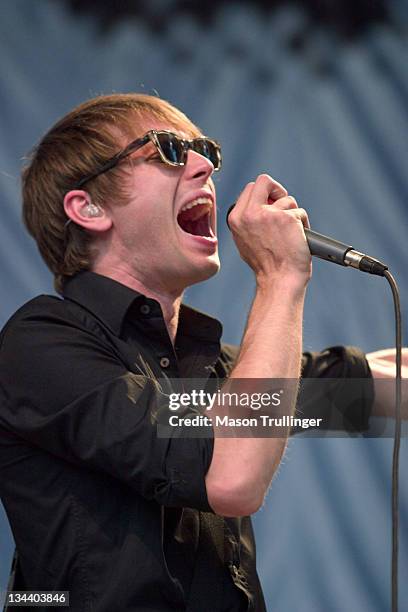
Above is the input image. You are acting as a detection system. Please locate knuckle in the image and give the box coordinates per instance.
[229,219,238,232]
[285,196,298,207]
[270,184,288,198]
[276,210,298,225]
[241,210,253,225]
[262,208,285,226]
[241,182,254,195]
[236,182,255,203]
[228,210,239,229]
[256,173,274,188]
[275,184,288,197]
[243,181,255,192]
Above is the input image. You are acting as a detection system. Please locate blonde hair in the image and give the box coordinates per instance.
[22,93,201,293]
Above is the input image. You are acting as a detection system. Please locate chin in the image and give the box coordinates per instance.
[183,257,220,288]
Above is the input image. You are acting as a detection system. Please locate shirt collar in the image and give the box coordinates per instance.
[62,271,222,342]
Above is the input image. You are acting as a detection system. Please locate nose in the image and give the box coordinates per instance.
[183,149,214,181]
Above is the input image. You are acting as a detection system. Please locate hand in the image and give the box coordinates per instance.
[366,348,408,418]
[228,174,312,288]
[366,348,408,378]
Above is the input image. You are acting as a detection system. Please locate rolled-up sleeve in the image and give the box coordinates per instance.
[296,345,374,433]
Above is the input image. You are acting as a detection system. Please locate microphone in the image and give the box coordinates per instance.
[226,204,388,277]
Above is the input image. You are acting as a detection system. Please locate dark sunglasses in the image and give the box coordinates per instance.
[75,130,222,188]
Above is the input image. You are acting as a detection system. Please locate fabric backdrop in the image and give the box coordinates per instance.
[0,1,407,610]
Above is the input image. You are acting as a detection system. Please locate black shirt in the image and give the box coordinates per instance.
[0,272,374,611]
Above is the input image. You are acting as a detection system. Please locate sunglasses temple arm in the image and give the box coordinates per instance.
[75,136,150,189]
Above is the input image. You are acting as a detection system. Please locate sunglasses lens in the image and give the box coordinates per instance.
[156,133,185,164]
[155,132,221,170]
[193,139,221,170]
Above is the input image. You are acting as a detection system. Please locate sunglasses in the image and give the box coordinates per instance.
[75,130,222,188]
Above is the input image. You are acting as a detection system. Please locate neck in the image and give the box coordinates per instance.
[93,265,183,344]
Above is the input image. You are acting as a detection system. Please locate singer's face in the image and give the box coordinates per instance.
[105,120,220,294]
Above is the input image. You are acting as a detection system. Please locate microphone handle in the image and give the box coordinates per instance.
[304,229,388,276]
[304,228,351,265]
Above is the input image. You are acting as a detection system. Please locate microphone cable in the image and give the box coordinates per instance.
[384,271,403,612]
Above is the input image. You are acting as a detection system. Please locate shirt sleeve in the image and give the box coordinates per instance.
[0,304,213,511]
[295,345,374,433]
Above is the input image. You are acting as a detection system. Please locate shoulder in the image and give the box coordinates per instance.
[2,293,83,325]
[1,295,64,340]
[0,293,111,356]
[0,293,128,411]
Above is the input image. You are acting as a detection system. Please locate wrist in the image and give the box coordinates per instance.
[255,272,309,300]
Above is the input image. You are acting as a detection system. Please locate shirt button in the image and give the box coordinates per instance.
[230,564,239,578]
[140,304,150,315]
[160,357,170,368]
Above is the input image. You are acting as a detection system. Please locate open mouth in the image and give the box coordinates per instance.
[177,197,214,238]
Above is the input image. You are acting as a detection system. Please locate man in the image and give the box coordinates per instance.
[0,93,403,611]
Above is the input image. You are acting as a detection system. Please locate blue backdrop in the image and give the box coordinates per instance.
[1,1,407,610]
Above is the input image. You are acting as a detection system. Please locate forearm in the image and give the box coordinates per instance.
[206,279,307,516]
[233,280,306,379]
[205,173,311,516]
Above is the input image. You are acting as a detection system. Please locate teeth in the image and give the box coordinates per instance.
[180,197,212,212]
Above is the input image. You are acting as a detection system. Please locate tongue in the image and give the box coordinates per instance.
[178,204,212,237]
[178,213,212,237]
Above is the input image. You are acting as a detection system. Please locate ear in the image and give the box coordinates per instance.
[63,190,113,232]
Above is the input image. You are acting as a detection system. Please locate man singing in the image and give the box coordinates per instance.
[0,93,403,611]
